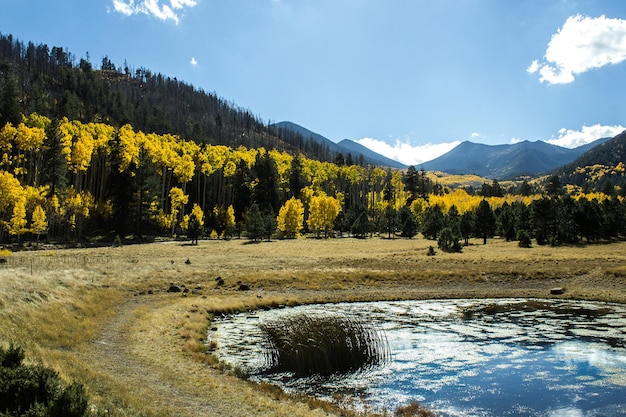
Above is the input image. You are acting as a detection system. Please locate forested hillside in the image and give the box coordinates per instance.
[555,130,626,192]
[0,33,340,162]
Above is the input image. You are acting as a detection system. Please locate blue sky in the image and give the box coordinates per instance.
[2,0,626,165]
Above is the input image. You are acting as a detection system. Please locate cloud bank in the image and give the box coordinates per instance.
[357,138,461,166]
[111,0,197,24]
[546,124,625,148]
[528,14,626,84]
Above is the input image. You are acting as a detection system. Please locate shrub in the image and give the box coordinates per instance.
[395,400,438,417]
[517,229,532,248]
[437,227,462,253]
[259,313,390,376]
[0,345,89,417]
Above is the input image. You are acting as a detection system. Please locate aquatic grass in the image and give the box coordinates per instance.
[259,313,390,376]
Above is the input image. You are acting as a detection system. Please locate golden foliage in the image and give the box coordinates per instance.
[277,197,304,238]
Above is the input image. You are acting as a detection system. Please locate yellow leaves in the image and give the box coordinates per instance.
[308,194,340,236]
[118,124,140,172]
[277,197,304,238]
[190,204,204,226]
[0,123,17,152]
[226,205,235,227]
[31,205,48,234]
[0,170,23,213]
[172,153,195,183]
[15,123,45,152]
[169,187,189,212]
[8,196,27,236]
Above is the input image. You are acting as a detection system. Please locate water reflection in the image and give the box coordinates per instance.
[212,299,626,416]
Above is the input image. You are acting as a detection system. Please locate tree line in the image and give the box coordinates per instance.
[0,114,624,249]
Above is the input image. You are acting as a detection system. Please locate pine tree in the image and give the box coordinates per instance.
[245,203,265,241]
[475,199,496,245]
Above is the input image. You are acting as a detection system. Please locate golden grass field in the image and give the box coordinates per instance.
[1,236,626,416]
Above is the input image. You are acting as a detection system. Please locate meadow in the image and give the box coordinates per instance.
[1,236,625,416]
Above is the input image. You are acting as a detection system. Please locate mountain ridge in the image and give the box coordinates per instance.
[419,137,612,180]
[270,121,406,168]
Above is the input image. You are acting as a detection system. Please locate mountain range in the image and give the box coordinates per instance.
[270,122,406,169]
[419,137,612,180]
[278,119,620,180]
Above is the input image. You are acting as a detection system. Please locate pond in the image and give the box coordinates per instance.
[211,299,626,416]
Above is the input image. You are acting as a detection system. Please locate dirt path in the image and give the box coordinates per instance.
[82,294,334,417]
[82,297,252,417]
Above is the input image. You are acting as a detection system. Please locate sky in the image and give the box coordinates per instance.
[2,0,626,165]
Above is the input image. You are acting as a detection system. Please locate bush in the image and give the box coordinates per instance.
[259,313,390,376]
[517,229,532,248]
[437,227,462,253]
[0,345,89,417]
[395,400,438,417]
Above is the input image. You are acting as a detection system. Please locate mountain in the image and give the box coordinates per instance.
[336,139,406,169]
[420,138,611,180]
[555,130,626,189]
[270,121,406,168]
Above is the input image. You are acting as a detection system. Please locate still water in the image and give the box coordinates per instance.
[212,299,626,416]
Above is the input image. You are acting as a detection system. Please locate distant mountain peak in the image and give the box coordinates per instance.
[420,137,612,180]
[270,121,406,169]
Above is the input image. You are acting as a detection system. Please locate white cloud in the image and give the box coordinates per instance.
[111,0,197,24]
[357,137,461,166]
[529,15,626,84]
[190,57,198,66]
[546,124,625,148]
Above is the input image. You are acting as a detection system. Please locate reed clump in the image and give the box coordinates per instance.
[259,313,390,376]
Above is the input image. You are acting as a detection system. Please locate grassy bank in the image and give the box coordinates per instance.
[1,237,625,416]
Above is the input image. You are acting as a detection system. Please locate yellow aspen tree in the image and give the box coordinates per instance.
[277,197,304,239]
[308,194,341,238]
[0,123,16,171]
[168,187,189,235]
[117,124,140,172]
[8,196,28,242]
[0,170,22,217]
[31,204,47,242]
[224,205,236,238]
[410,198,429,226]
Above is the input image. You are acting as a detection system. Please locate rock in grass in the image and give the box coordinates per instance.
[550,287,564,295]
[168,284,182,293]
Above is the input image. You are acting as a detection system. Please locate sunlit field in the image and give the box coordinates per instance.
[1,237,625,416]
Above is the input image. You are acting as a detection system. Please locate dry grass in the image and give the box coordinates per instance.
[1,236,626,416]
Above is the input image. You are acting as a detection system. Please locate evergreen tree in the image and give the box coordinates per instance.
[288,154,306,199]
[232,160,252,223]
[253,152,280,214]
[421,205,444,240]
[350,208,371,238]
[403,165,419,204]
[496,202,517,241]
[460,210,475,246]
[438,227,462,253]
[264,208,277,241]
[399,206,418,238]
[475,199,496,244]
[245,203,265,242]
[0,62,22,126]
